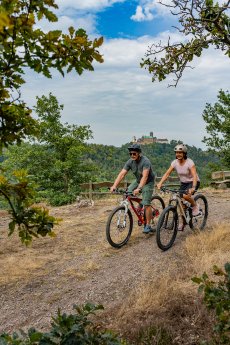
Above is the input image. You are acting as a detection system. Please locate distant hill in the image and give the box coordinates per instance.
[85,140,220,185]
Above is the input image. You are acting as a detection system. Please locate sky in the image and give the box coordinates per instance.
[22,0,230,149]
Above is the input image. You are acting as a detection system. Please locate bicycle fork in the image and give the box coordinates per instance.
[117,201,129,229]
[177,201,190,224]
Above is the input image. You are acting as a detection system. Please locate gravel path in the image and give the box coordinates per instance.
[0,189,229,333]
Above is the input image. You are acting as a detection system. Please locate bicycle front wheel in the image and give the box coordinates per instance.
[189,194,208,230]
[156,205,178,251]
[106,206,133,248]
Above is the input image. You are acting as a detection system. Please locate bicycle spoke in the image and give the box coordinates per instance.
[106,206,133,248]
[190,194,208,230]
[156,206,178,251]
[150,195,165,229]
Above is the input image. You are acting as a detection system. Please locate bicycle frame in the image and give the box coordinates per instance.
[120,194,145,225]
[168,192,192,225]
[156,187,208,251]
[106,190,166,248]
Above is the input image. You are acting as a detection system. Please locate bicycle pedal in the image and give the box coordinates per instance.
[193,212,203,218]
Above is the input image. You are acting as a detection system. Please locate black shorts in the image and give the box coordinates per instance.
[179,181,200,195]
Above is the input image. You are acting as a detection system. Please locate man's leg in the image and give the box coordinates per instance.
[142,182,154,233]
[145,205,152,224]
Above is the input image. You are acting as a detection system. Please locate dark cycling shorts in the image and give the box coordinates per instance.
[179,181,200,196]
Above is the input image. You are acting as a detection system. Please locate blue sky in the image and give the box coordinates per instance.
[96,1,172,38]
[22,0,230,149]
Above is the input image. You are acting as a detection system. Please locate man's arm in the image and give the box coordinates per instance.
[157,166,174,189]
[110,169,128,192]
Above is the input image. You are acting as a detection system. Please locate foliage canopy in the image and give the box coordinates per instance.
[141,0,230,86]
[84,140,220,185]
[0,0,103,150]
[0,0,103,243]
[2,93,96,205]
[202,89,230,167]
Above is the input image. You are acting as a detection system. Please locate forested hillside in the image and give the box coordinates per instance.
[1,140,221,207]
[85,141,220,183]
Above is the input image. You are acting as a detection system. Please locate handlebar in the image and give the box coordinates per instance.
[108,188,136,197]
[160,186,180,193]
[160,186,197,195]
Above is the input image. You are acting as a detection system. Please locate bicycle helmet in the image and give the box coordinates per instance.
[127,143,142,152]
[174,144,187,153]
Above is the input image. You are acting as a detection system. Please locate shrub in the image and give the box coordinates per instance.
[0,303,126,345]
[192,262,230,344]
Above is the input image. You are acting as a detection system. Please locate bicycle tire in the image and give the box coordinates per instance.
[189,194,208,230]
[106,205,133,248]
[148,195,165,228]
[156,205,178,251]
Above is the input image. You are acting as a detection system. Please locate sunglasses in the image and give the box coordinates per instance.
[129,152,138,156]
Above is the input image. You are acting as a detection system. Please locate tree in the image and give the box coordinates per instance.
[141,0,230,86]
[202,89,230,167]
[3,93,97,205]
[0,0,103,148]
[0,0,103,243]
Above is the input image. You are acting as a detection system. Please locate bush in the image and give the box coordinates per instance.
[192,262,230,344]
[0,303,127,345]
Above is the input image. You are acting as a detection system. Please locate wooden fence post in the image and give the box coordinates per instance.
[89,181,93,200]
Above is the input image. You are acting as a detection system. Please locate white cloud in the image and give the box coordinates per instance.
[131,0,230,23]
[131,5,154,22]
[70,14,97,34]
[54,0,126,12]
[36,13,97,35]
[131,1,172,22]
[21,31,230,149]
[36,0,127,35]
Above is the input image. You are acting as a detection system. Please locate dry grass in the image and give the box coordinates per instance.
[112,223,230,344]
[0,203,104,286]
[0,191,229,344]
[185,223,230,275]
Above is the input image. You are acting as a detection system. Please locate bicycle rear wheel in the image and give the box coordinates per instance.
[149,195,165,229]
[106,206,133,248]
[189,194,208,230]
[156,205,178,251]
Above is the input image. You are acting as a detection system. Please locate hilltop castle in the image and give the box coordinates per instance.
[132,132,169,145]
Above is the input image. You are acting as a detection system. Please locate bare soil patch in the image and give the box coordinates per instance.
[0,189,229,336]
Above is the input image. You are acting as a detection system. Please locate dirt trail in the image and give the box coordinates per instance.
[0,189,229,333]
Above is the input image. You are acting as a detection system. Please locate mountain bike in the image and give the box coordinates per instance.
[106,189,165,248]
[156,187,208,251]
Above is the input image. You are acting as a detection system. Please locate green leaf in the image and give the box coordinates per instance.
[93,36,104,48]
[8,221,16,235]
[191,277,203,284]
[68,26,75,36]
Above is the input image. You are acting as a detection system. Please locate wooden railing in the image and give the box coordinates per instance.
[211,171,230,180]
[211,171,230,188]
[80,176,180,199]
